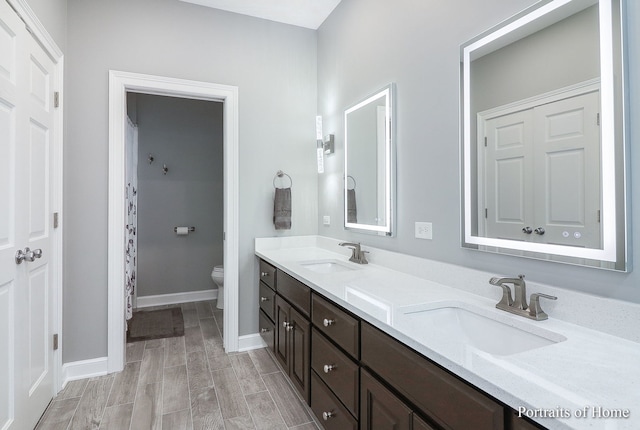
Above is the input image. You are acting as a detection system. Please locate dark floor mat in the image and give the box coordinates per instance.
[127,307,184,342]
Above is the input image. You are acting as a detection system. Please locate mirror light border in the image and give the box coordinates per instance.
[460,0,627,264]
[344,84,395,236]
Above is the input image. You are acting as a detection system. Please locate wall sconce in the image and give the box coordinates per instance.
[323,134,334,155]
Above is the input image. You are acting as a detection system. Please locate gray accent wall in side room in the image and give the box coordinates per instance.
[317,0,640,303]
[132,94,223,298]
[64,0,318,363]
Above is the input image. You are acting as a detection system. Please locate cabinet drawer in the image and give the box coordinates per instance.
[259,282,275,321]
[311,328,359,417]
[310,372,358,430]
[258,310,274,351]
[259,260,276,290]
[277,272,310,317]
[362,323,504,430]
[311,294,359,358]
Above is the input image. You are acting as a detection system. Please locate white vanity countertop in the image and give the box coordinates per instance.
[255,236,640,430]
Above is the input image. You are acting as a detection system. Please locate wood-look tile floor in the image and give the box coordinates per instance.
[35,301,320,430]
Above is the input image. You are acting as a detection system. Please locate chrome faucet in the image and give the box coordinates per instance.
[489,274,557,320]
[339,242,369,264]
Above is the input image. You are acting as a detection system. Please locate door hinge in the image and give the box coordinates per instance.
[53,334,59,350]
[54,92,60,108]
[485,208,488,218]
[484,136,487,147]
[53,212,59,228]
[597,209,601,223]
[596,113,600,126]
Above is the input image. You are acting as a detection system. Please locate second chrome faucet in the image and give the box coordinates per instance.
[489,274,557,320]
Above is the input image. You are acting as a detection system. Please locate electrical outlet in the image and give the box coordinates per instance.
[415,222,433,240]
[323,216,331,226]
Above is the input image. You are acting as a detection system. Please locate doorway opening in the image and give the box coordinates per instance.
[108,71,239,373]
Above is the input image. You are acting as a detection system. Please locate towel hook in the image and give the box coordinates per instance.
[273,170,292,189]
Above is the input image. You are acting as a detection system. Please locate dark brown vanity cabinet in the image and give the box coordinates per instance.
[274,292,310,403]
[257,259,545,430]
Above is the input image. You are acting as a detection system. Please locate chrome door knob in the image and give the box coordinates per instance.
[534,227,545,235]
[23,248,42,262]
[522,226,532,234]
[15,249,26,264]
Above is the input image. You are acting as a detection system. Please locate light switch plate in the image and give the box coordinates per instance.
[323,216,331,226]
[415,222,433,240]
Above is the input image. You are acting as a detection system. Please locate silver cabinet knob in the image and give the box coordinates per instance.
[282,321,293,331]
[534,227,545,235]
[261,272,269,277]
[322,411,334,421]
[260,296,269,302]
[323,364,336,373]
[260,328,270,333]
[522,226,532,234]
[323,318,335,327]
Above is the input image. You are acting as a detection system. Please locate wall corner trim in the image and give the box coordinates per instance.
[61,357,109,389]
[237,333,267,352]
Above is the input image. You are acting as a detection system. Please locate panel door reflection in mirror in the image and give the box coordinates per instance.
[344,84,395,236]
[461,0,630,271]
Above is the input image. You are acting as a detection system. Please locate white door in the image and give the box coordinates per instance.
[0,2,56,429]
[532,91,601,248]
[484,109,534,241]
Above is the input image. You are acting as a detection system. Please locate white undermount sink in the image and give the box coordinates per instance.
[300,259,357,274]
[398,302,566,356]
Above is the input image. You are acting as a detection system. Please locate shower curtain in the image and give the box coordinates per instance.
[125,116,138,321]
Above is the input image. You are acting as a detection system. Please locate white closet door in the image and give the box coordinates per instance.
[532,91,601,248]
[0,2,56,428]
[484,109,534,241]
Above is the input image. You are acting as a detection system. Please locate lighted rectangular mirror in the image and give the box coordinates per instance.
[461,0,630,270]
[344,84,395,236]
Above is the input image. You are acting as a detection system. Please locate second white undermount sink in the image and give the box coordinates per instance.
[398,302,566,356]
[300,259,357,274]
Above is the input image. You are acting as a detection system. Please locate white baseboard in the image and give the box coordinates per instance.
[136,289,218,308]
[61,357,108,388]
[237,333,267,352]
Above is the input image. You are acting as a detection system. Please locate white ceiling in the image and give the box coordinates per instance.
[179,0,343,29]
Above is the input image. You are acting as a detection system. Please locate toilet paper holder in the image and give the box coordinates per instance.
[174,227,195,233]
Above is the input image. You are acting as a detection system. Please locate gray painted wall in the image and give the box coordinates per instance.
[317,0,640,303]
[24,0,67,51]
[64,0,318,362]
[133,94,223,297]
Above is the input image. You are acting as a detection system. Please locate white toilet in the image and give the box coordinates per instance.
[211,265,224,310]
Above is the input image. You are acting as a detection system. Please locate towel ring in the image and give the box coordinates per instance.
[273,170,293,189]
[346,175,356,191]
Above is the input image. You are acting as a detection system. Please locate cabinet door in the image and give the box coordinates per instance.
[289,306,310,403]
[361,369,412,430]
[274,295,289,370]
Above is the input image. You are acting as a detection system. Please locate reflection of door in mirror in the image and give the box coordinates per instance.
[480,87,601,248]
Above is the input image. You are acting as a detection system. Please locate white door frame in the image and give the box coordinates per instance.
[6,0,64,393]
[108,71,239,373]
